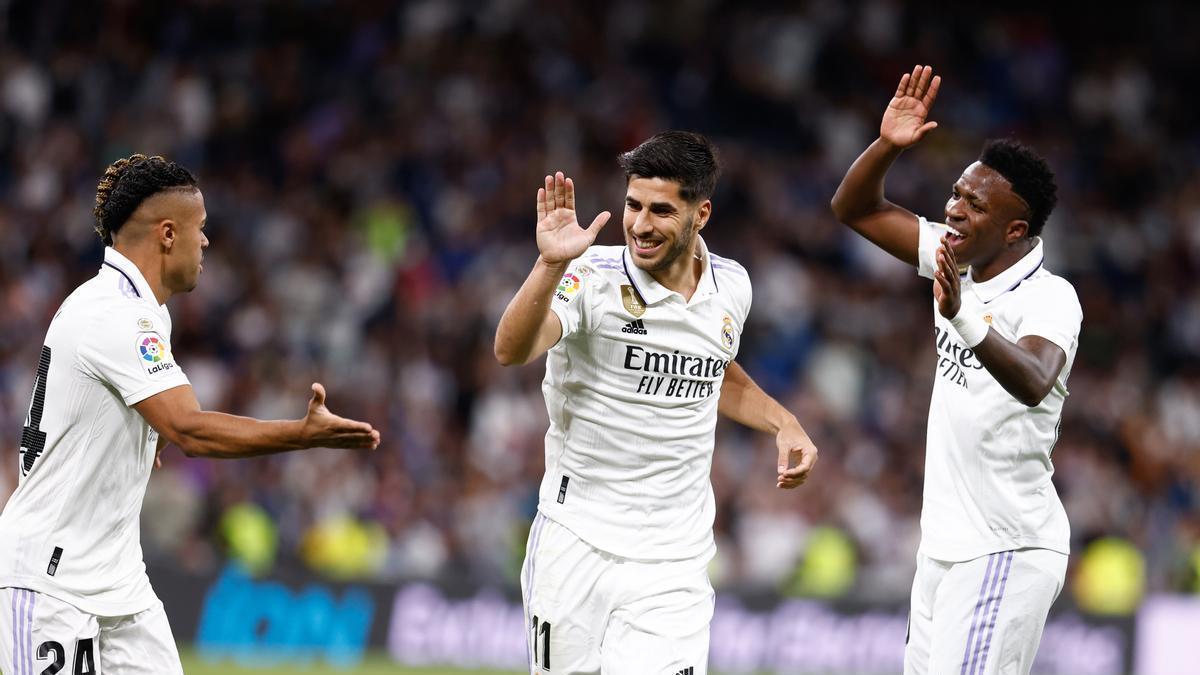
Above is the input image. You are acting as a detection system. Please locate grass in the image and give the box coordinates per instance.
[180,650,522,674]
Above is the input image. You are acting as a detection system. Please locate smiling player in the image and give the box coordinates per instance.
[495,131,818,674]
[831,66,1082,674]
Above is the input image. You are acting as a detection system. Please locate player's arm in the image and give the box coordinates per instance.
[494,171,610,366]
[134,383,379,459]
[830,65,942,266]
[494,259,568,366]
[719,362,818,489]
[933,239,1067,406]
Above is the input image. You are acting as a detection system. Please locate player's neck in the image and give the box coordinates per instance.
[649,249,703,301]
[112,242,172,305]
[970,238,1036,283]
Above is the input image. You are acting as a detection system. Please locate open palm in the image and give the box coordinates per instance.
[536,171,610,264]
[881,65,942,148]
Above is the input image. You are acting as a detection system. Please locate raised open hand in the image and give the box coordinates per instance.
[536,171,611,264]
[881,65,942,148]
[933,236,962,319]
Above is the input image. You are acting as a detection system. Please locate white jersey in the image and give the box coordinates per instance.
[0,247,190,616]
[915,217,1081,561]
[540,239,752,560]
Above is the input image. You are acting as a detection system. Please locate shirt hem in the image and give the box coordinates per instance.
[918,537,1070,563]
[0,576,158,617]
[537,506,716,563]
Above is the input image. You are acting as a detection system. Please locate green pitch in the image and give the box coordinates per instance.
[180,650,521,674]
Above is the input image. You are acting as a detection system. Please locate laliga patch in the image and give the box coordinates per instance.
[135,332,178,376]
[720,315,736,353]
[555,272,582,303]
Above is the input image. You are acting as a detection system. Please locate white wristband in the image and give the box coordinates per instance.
[949,309,990,348]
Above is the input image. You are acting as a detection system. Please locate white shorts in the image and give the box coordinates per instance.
[520,512,714,675]
[0,587,183,675]
[904,548,1067,675]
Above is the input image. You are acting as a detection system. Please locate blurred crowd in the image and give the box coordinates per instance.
[1,0,1197,606]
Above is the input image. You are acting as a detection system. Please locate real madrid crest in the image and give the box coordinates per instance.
[720,315,736,352]
[621,284,646,318]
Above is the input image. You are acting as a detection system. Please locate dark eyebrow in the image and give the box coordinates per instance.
[626,196,678,214]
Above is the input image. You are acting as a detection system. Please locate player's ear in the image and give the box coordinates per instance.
[694,199,712,231]
[1005,218,1029,244]
[159,219,177,251]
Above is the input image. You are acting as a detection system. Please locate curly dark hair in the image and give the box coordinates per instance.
[93,154,198,245]
[978,139,1058,237]
[618,131,720,204]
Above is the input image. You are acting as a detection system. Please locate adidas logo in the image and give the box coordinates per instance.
[674,668,694,675]
[621,319,648,335]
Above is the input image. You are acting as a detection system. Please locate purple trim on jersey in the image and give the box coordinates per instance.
[709,253,746,273]
[982,259,1043,304]
[971,551,1015,674]
[960,553,999,675]
[10,590,17,675]
[102,261,142,298]
[967,552,1008,674]
[26,589,34,675]
[25,589,34,675]
[19,589,29,675]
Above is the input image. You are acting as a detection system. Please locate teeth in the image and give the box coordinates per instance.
[947,226,964,237]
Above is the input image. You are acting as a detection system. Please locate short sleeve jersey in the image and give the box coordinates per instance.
[916,217,1082,561]
[539,238,752,561]
[0,247,190,616]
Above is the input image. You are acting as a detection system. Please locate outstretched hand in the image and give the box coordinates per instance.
[303,383,380,450]
[881,64,941,148]
[536,171,611,264]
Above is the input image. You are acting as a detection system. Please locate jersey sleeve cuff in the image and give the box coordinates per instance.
[548,302,573,343]
[916,216,940,280]
[1016,326,1075,358]
[122,375,191,406]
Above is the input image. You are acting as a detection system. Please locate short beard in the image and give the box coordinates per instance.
[640,213,697,272]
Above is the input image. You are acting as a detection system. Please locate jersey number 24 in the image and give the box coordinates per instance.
[19,346,51,477]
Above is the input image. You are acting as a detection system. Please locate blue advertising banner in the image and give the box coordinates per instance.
[154,564,1148,674]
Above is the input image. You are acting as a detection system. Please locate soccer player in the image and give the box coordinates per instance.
[831,66,1081,674]
[495,131,819,674]
[0,154,380,674]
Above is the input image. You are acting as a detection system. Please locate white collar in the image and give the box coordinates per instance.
[621,234,720,306]
[102,247,161,306]
[968,237,1044,304]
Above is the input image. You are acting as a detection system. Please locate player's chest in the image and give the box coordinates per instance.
[594,291,740,363]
